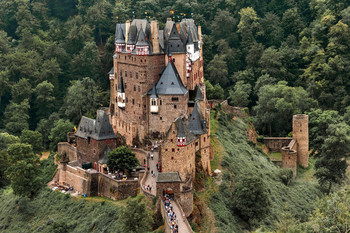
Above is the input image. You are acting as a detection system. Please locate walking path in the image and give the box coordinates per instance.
[143,149,159,196]
[162,195,192,233]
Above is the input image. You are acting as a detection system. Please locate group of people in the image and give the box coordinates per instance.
[163,194,179,233]
[143,184,152,192]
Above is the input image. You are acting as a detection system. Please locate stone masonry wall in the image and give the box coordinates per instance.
[76,137,117,163]
[98,173,139,200]
[148,94,189,136]
[263,137,293,152]
[161,123,196,181]
[179,188,194,217]
[57,142,77,162]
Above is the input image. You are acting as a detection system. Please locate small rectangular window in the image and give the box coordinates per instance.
[172,148,175,152]
[125,71,127,77]
[132,99,135,104]
[130,72,132,78]
[174,104,177,109]
[136,72,138,79]
[172,97,179,102]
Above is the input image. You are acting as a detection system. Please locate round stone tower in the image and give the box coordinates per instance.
[293,114,309,168]
[281,146,297,178]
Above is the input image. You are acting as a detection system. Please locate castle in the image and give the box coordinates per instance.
[53,18,210,217]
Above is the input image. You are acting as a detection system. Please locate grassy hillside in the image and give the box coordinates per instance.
[0,187,125,233]
[209,113,321,232]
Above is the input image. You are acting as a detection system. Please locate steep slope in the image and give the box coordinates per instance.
[210,114,321,232]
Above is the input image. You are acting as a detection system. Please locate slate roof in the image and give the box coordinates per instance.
[136,28,148,46]
[118,76,125,93]
[115,24,125,44]
[154,62,187,95]
[75,110,117,140]
[150,83,157,98]
[166,24,185,54]
[127,25,137,44]
[175,117,197,144]
[156,172,182,183]
[188,101,206,135]
[108,67,114,74]
[98,146,111,164]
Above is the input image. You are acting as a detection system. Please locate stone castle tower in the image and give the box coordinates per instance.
[293,114,309,168]
[108,18,206,145]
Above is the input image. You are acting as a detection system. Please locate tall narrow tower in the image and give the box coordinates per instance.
[293,114,309,168]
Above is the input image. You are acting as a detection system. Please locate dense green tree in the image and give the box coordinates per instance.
[0,132,20,151]
[254,81,317,136]
[237,7,261,50]
[11,78,32,103]
[253,74,276,95]
[20,129,43,155]
[260,13,283,47]
[48,119,74,151]
[231,175,271,226]
[315,122,350,193]
[107,146,139,173]
[309,188,350,231]
[206,54,229,87]
[6,143,41,198]
[120,195,154,233]
[228,81,251,107]
[0,151,9,187]
[36,113,60,150]
[33,81,55,121]
[307,108,342,156]
[62,77,99,124]
[4,100,30,136]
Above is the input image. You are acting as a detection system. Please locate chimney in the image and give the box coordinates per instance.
[125,20,130,43]
[151,21,160,54]
[198,25,202,43]
[176,23,181,38]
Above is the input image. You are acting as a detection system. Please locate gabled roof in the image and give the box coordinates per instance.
[98,146,111,164]
[127,25,137,44]
[75,110,117,140]
[150,83,157,98]
[174,118,197,144]
[118,76,125,93]
[108,67,114,74]
[188,101,206,135]
[115,24,125,44]
[166,24,185,53]
[156,172,182,183]
[136,28,148,46]
[155,62,187,95]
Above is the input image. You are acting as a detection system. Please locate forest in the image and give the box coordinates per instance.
[1,0,350,232]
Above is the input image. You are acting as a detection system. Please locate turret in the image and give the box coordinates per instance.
[115,24,125,53]
[293,114,309,168]
[126,25,137,53]
[117,76,125,109]
[150,83,158,113]
[136,28,149,56]
[108,67,114,80]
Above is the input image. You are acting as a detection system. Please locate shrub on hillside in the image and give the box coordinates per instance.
[231,175,271,226]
